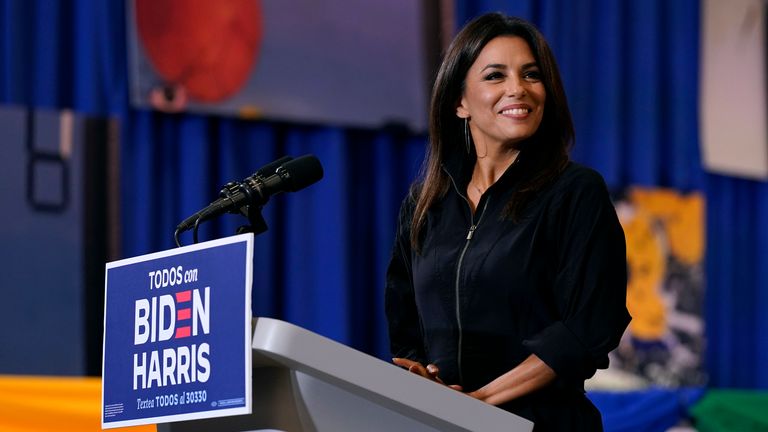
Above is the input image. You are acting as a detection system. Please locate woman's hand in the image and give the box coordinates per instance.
[465,354,556,405]
[392,358,463,391]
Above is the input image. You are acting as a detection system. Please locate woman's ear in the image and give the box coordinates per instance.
[456,100,470,119]
[456,94,470,119]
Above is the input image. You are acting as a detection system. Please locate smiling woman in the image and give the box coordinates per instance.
[456,35,547,209]
[386,13,630,431]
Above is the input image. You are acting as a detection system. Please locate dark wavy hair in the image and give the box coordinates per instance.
[411,13,574,250]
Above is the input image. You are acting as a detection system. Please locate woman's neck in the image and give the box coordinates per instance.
[471,148,520,190]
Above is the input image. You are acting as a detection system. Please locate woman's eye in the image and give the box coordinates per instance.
[484,71,504,80]
[524,70,542,81]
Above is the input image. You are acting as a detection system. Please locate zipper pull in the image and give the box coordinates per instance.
[466,225,477,240]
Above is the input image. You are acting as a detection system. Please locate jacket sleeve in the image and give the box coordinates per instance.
[384,193,427,364]
[523,169,631,384]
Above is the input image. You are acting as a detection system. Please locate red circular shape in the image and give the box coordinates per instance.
[136,0,262,102]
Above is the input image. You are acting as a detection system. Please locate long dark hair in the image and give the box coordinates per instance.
[411,13,574,250]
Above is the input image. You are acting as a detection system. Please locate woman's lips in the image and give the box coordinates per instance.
[500,107,531,115]
[499,104,533,118]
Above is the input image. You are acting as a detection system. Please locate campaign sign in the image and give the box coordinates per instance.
[102,234,253,428]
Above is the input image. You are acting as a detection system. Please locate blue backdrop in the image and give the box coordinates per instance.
[3,0,768,429]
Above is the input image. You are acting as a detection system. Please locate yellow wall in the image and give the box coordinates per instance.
[0,375,154,432]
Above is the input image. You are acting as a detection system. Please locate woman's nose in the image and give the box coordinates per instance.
[506,78,526,98]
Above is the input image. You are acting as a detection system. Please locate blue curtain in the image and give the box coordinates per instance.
[2,0,768,405]
[118,111,426,358]
[2,0,428,359]
[705,175,768,388]
[0,0,127,114]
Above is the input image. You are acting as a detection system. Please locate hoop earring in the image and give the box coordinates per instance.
[464,118,471,154]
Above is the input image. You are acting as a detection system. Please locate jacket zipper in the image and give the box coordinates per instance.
[446,170,490,385]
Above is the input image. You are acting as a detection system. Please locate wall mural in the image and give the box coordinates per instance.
[135,0,263,109]
[128,0,431,131]
[593,188,707,389]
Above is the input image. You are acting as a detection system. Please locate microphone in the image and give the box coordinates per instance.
[247,155,294,181]
[176,154,323,232]
[176,155,292,232]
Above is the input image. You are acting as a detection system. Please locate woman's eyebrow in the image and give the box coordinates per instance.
[480,63,507,72]
[480,61,539,73]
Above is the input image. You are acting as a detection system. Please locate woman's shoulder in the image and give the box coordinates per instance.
[557,162,609,189]
[394,182,423,228]
[400,182,422,210]
[548,162,613,206]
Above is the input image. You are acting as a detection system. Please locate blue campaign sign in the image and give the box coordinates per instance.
[102,234,253,429]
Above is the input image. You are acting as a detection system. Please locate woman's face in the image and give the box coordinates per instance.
[457,36,546,151]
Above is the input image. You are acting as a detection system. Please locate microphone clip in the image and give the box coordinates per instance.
[218,181,269,235]
[237,205,269,236]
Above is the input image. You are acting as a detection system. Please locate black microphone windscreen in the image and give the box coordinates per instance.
[282,155,324,192]
[253,155,293,178]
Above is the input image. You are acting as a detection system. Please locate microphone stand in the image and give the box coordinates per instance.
[236,204,269,236]
[222,180,269,236]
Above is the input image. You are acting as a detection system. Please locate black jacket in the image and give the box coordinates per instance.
[385,158,630,429]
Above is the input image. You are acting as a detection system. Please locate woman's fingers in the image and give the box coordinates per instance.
[409,363,430,379]
[393,358,427,378]
[392,358,462,391]
[392,357,416,368]
[393,358,432,379]
[426,364,444,383]
[426,364,439,375]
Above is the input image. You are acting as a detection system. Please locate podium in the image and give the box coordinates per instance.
[158,317,534,432]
